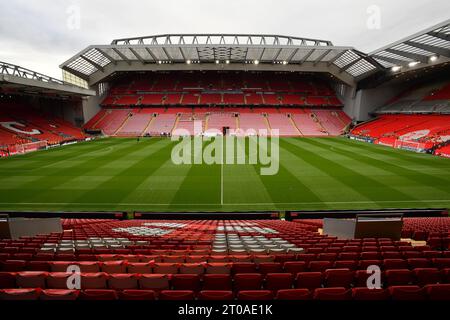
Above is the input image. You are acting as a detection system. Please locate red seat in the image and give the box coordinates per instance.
[40,289,79,300]
[0,272,16,288]
[313,287,351,300]
[77,261,101,273]
[358,260,382,270]
[354,270,384,288]
[333,260,358,270]
[295,272,322,290]
[127,262,152,274]
[413,268,441,286]
[407,258,431,269]
[118,289,156,300]
[384,259,408,270]
[425,284,450,300]
[382,252,402,259]
[46,272,72,289]
[324,269,354,288]
[26,261,50,272]
[352,288,390,300]
[1,260,27,272]
[16,271,47,288]
[337,252,358,260]
[317,253,337,261]
[237,290,273,300]
[202,274,232,290]
[0,288,40,300]
[50,261,73,272]
[171,274,200,291]
[138,274,170,291]
[205,263,231,274]
[275,289,311,300]
[198,290,234,300]
[234,273,263,291]
[107,273,139,290]
[360,252,380,260]
[389,285,426,300]
[283,261,306,274]
[297,254,317,263]
[385,269,414,286]
[79,289,118,300]
[159,290,194,300]
[265,273,294,292]
[101,260,127,274]
[80,272,108,289]
[179,263,205,275]
[432,258,450,269]
[258,262,282,274]
[232,262,257,274]
[308,261,332,272]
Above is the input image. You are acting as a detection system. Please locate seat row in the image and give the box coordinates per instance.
[2,268,450,290]
[1,285,450,300]
[2,258,450,273]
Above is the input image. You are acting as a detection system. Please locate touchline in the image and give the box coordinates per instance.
[170,130,280,176]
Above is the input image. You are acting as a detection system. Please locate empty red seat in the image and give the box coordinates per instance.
[0,272,16,288]
[297,254,317,262]
[385,269,414,286]
[265,273,294,292]
[138,274,170,291]
[259,262,282,274]
[179,263,205,275]
[317,253,337,261]
[283,261,306,274]
[237,290,273,300]
[198,290,234,300]
[382,252,402,259]
[407,258,431,269]
[354,270,384,288]
[205,263,231,274]
[433,258,450,269]
[232,262,257,274]
[234,273,263,291]
[118,289,155,300]
[338,252,359,260]
[352,288,389,300]
[389,285,426,301]
[324,269,354,288]
[333,260,358,270]
[172,274,200,291]
[295,272,322,290]
[16,271,47,288]
[275,289,311,300]
[202,274,232,290]
[80,272,108,289]
[40,289,79,300]
[127,262,152,274]
[309,261,332,272]
[26,261,50,272]
[101,260,127,274]
[425,284,450,300]
[1,260,27,272]
[77,261,101,273]
[79,289,118,300]
[313,287,351,300]
[107,274,139,290]
[384,259,408,270]
[360,252,380,260]
[160,290,194,300]
[413,268,441,286]
[0,288,40,300]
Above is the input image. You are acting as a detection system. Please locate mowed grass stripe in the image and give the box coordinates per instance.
[332,137,450,168]
[169,139,221,209]
[276,140,375,205]
[223,137,274,207]
[254,138,323,207]
[0,139,164,204]
[61,139,174,208]
[311,138,450,197]
[283,138,416,202]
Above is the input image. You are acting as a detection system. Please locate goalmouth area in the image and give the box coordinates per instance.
[0,137,449,213]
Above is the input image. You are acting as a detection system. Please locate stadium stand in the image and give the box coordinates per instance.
[0,218,449,300]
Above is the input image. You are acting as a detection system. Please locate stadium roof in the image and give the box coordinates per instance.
[369,19,450,72]
[60,34,385,86]
[0,61,95,97]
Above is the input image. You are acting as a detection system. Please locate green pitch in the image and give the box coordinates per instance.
[0,137,449,212]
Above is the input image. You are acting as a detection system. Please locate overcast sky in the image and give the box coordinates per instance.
[1,0,449,79]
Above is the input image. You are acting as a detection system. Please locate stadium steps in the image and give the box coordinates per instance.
[171,114,181,134]
[236,114,240,130]
[311,112,329,135]
[264,114,272,131]
[203,114,209,132]
[114,112,132,136]
[92,110,110,129]
[141,115,156,137]
[289,115,303,135]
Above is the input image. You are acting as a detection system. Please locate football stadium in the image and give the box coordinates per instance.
[0,1,449,310]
